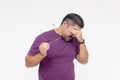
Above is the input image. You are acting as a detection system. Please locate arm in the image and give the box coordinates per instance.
[25,53,45,68]
[71,27,89,64]
[25,42,50,68]
[76,43,89,64]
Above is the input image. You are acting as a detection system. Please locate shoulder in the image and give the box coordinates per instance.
[72,37,80,47]
[35,29,54,41]
[72,37,78,43]
[42,29,54,36]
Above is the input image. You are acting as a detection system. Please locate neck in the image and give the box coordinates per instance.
[55,26,62,36]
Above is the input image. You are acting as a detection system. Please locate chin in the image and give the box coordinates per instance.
[63,36,72,41]
[65,38,72,41]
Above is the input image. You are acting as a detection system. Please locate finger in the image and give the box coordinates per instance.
[72,27,80,31]
[44,43,50,49]
[70,29,76,34]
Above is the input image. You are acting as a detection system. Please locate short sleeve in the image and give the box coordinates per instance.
[27,35,44,56]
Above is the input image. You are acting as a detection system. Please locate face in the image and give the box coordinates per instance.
[61,24,81,41]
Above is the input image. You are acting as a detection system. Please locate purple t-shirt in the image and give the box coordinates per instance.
[28,29,80,80]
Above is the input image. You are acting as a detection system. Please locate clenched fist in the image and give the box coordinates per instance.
[39,42,50,57]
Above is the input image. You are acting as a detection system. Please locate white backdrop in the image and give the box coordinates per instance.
[0,0,120,80]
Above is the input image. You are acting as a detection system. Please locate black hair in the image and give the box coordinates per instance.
[61,13,84,28]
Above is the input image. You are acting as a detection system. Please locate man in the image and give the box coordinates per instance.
[25,13,89,80]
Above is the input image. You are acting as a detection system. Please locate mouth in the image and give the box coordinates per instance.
[69,35,73,39]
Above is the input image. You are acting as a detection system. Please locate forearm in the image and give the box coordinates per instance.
[25,53,45,67]
[76,44,89,64]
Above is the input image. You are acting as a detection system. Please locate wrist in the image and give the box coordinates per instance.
[78,39,85,44]
[39,52,47,58]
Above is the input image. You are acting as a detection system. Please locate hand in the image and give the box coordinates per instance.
[39,42,50,57]
[70,28,84,42]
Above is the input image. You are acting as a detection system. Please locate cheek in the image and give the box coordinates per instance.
[68,32,72,36]
[67,30,72,35]
[62,29,72,37]
[65,32,72,37]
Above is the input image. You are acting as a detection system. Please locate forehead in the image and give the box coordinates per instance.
[68,25,81,30]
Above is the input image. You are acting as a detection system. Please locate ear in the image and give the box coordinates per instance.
[63,21,68,26]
